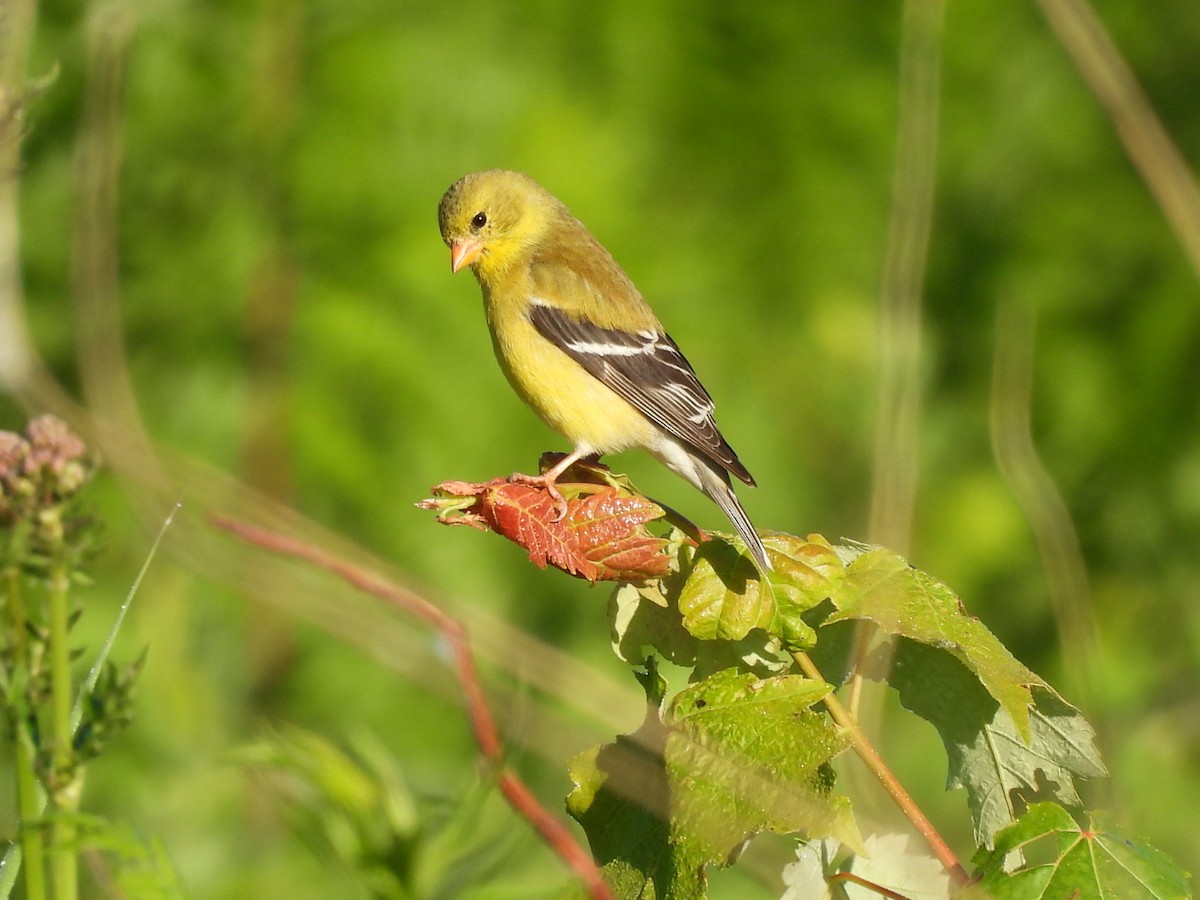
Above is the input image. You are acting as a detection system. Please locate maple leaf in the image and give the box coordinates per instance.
[418,476,670,583]
[566,489,671,581]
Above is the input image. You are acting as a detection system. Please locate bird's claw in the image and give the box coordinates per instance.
[507,472,570,521]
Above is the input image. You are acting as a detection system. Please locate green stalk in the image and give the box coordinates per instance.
[47,560,77,900]
[4,560,47,900]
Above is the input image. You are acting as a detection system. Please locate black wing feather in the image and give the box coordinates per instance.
[528,303,754,485]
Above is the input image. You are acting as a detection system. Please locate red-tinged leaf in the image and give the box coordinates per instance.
[415,477,506,531]
[566,490,671,581]
[476,482,598,579]
[426,479,504,497]
[420,476,670,582]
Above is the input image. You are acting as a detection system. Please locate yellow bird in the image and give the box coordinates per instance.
[438,170,771,572]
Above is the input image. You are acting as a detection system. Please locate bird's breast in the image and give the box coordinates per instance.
[484,293,654,455]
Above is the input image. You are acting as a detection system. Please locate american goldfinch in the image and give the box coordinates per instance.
[438,170,771,572]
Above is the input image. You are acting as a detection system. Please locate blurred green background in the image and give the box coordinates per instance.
[3,0,1199,896]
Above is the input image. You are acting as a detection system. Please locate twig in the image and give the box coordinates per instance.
[210,515,611,900]
[829,871,914,899]
[793,651,970,887]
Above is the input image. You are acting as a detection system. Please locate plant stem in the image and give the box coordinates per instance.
[210,515,612,900]
[794,651,970,887]
[4,560,47,900]
[47,560,78,900]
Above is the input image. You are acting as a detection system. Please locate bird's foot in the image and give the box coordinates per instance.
[507,471,569,521]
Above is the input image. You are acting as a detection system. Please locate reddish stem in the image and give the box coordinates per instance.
[211,515,610,899]
[794,651,970,887]
[829,871,913,899]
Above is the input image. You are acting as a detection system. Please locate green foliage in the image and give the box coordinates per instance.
[609,533,846,678]
[677,533,842,649]
[1,417,149,899]
[819,546,1108,847]
[574,529,1185,898]
[68,815,186,900]
[568,663,855,896]
[881,644,1105,849]
[829,547,1042,739]
[235,725,539,898]
[666,670,857,859]
[6,0,1200,895]
[970,803,1191,900]
[71,651,147,766]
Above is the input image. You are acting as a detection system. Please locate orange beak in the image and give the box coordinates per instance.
[449,238,484,274]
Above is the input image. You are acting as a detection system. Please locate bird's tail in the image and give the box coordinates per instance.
[697,464,772,573]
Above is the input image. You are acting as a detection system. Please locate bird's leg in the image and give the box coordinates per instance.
[508,448,590,521]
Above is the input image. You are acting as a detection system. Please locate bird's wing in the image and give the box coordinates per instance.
[527,300,754,486]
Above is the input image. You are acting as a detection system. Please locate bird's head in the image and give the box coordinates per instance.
[438,170,558,283]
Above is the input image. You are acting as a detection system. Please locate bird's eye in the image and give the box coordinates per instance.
[470,212,487,229]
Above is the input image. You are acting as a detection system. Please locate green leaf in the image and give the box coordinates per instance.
[972,802,1192,899]
[820,548,1106,847]
[611,573,794,680]
[881,641,1106,847]
[691,629,792,681]
[828,547,1040,738]
[677,534,842,646]
[73,652,146,765]
[609,582,698,668]
[678,541,775,641]
[763,533,847,650]
[566,711,707,899]
[665,670,860,862]
[567,668,859,897]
